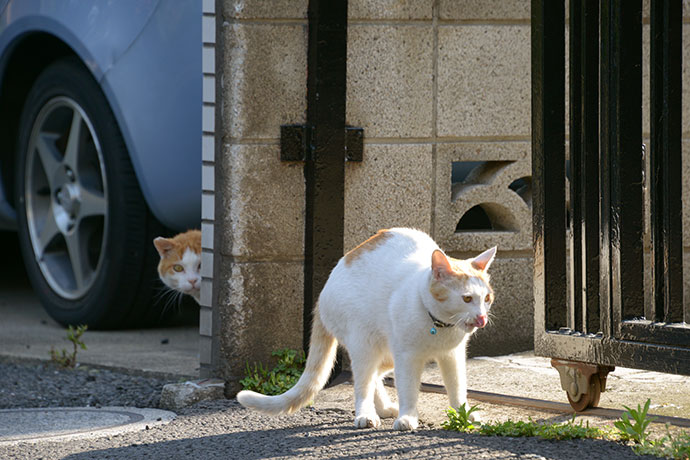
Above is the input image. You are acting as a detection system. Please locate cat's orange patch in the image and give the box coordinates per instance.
[344,229,391,265]
[430,256,493,301]
[449,258,491,284]
[430,283,449,302]
[155,229,201,273]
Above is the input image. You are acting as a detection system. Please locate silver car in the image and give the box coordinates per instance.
[0,1,201,328]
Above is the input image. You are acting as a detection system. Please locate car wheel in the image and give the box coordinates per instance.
[15,57,167,329]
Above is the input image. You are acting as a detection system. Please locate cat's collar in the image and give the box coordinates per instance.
[428,312,454,329]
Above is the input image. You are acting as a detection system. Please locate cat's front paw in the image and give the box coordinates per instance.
[376,403,399,419]
[393,415,418,431]
[354,413,381,429]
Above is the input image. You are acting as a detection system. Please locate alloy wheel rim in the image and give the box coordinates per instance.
[25,97,109,301]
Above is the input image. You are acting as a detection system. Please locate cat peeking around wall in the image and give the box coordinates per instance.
[238,227,496,431]
[153,229,202,304]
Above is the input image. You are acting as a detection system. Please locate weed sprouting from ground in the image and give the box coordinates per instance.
[442,404,481,432]
[444,399,689,459]
[50,324,88,368]
[444,405,604,440]
[240,348,306,396]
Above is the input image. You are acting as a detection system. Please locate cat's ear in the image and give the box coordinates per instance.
[153,237,174,257]
[471,246,497,272]
[431,250,453,280]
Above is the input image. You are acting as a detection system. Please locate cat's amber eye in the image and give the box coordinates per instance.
[173,264,184,273]
[462,295,473,303]
[485,294,492,303]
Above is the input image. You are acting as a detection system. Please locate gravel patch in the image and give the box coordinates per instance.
[0,357,660,460]
[0,398,657,460]
[0,357,175,409]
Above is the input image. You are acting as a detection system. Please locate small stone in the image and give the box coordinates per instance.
[159,379,225,410]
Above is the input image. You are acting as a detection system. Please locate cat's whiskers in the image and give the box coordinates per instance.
[486,310,496,326]
[154,281,186,317]
[450,312,472,328]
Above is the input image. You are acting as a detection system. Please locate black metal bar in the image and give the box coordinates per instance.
[535,332,690,376]
[304,0,348,353]
[601,0,644,337]
[532,0,567,334]
[581,0,601,334]
[620,321,690,347]
[534,0,690,379]
[612,0,644,326]
[598,0,613,337]
[650,0,683,324]
[569,0,583,333]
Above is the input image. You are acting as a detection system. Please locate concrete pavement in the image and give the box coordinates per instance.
[1,230,689,456]
[0,289,199,378]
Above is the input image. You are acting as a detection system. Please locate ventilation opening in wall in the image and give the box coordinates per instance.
[456,205,493,231]
[451,161,486,184]
[455,203,519,233]
[451,160,520,234]
[509,177,532,206]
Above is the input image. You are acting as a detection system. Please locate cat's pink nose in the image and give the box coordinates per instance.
[474,315,488,328]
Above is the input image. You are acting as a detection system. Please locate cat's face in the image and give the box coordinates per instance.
[429,247,496,332]
[153,230,202,301]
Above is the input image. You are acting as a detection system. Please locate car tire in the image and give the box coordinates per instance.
[15,57,169,329]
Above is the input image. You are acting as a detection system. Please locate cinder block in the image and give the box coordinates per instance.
[439,0,530,21]
[435,142,532,253]
[349,0,432,20]
[344,144,433,251]
[216,260,304,394]
[347,25,434,138]
[437,25,531,137]
[218,144,304,260]
[466,257,533,357]
[222,0,307,19]
[220,23,307,139]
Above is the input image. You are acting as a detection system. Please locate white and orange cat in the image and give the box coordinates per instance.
[153,229,202,304]
[238,228,496,431]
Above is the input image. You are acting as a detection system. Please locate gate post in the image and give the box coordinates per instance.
[302,0,348,354]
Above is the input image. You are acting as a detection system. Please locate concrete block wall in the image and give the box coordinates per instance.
[211,1,534,390]
[344,2,533,356]
[212,1,308,390]
[208,0,690,389]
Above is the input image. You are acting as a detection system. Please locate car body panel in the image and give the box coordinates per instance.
[0,0,200,231]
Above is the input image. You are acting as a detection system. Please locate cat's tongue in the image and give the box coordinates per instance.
[473,315,488,328]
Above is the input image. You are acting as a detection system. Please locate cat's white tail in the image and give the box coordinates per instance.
[236,305,338,415]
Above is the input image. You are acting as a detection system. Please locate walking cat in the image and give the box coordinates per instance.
[237,228,496,431]
[153,229,202,304]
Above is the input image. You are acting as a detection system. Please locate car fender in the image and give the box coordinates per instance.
[0,1,200,230]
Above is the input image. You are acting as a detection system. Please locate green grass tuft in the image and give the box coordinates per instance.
[239,348,306,396]
[443,399,689,459]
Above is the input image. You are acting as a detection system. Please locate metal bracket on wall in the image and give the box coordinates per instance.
[280,124,364,162]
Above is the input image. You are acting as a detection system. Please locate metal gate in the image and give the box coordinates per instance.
[532,0,690,411]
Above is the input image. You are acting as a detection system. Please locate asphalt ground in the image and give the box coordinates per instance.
[0,388,659,460]
[1,231,687,459]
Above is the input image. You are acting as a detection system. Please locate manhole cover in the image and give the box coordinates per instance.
[0,407,175,444]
